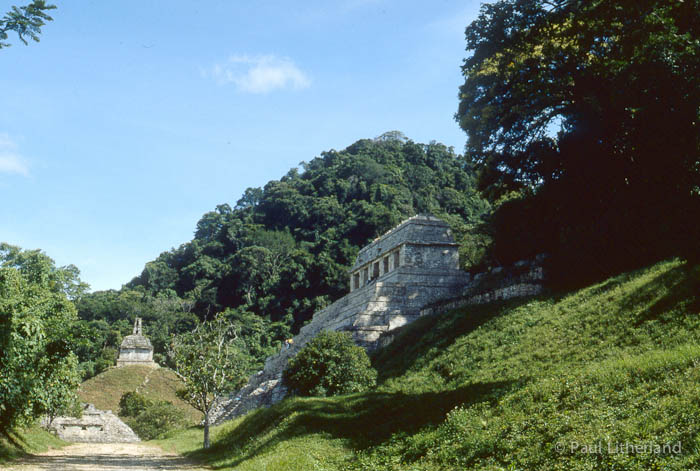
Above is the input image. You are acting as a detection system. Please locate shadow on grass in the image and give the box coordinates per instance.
[189,380,515,469]
[612,263,700,326]
[372,295,548,384]
[371,262,699,386]
[0,429,29,461]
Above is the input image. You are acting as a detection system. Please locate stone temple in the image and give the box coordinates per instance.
[116,318,158,368]
[44,403,139,443]
[210,214,545,424]
[211,215,473,422]
[344,214,470,345]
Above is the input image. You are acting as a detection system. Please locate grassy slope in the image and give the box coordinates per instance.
[156,259,700,470]
[78,365,202,423]
[0,426,67,464]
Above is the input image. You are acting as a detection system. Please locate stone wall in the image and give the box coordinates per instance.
[373,261,545,350]
[418,262,545,317]
[351,215,458,270]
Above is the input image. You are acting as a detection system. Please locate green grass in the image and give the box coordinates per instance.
[78,365,202,423]
[0,426,68,464]
[156,259,700,470]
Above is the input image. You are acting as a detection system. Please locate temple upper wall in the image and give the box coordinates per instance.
[348,215,460,292]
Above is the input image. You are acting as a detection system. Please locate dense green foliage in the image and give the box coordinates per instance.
[283,331,377,397]
[76,289,199,371]
[457,0,700,281]
[124,133,488,331]
[0,1,55,49]
[120,392,187,440]
[0,245,81,430]
[119,391,152,418]
[128,401,188,441]
[0,244,169,383]
[156,259,700,470]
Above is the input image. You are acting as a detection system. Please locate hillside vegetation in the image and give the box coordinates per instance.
[120,134,489,328]
[155,259,700,470]
[78,365,202,423]
[72,134,490,380]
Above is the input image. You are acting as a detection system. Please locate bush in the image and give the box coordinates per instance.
[94,347,117,376]
[283,331,377,397]
[127,401,187,440]
[119,391,151,417]
[77,361,96,381]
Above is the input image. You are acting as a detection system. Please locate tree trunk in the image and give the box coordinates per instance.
[203,412,210,449]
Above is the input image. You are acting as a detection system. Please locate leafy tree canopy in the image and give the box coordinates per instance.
[0,252,80,430]
[1,242,89,300]
[0,0,55,49]
[283,331,377,397]
[170,314,250,448]
[457,0,700,278]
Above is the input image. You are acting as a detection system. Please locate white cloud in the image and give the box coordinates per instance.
[204,54,311,94]
[0,134,29,176]
[0,133,17,150]
[0,154,29,176]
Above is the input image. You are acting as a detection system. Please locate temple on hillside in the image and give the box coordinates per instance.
[116,317,158,368]
[210,214,546,424]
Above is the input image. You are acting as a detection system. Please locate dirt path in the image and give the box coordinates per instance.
[4,442,210,470]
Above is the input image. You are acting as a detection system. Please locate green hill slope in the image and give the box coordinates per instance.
[78,365,202,423]
[156,259,700,470]
[0,427,67,464]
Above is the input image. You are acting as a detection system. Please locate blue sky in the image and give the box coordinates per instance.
[0,0,482,291]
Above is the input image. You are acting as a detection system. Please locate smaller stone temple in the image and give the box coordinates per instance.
[116,318,158,368]
[44,403,140,443]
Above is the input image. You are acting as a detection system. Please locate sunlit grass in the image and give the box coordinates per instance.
[78,364,202,423]
[0,426,67,463]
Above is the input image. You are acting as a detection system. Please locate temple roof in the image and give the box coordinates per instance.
[120,334,153,350]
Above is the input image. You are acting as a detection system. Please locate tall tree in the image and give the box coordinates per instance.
[0,259,80,430]
[0,243,89,301]
[0,1,56,49]
[457,0,700,274]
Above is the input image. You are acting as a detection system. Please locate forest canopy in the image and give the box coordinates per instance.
[118,133,490,333]
[456,0,699,279]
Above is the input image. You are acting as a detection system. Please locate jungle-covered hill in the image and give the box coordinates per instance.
[123,132,489,329]
[75,132,492,376]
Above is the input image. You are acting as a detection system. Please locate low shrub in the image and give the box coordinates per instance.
[283,331,377,397]
[128,401,187,440]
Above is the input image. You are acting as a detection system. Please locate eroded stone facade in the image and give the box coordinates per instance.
[348,215,461,291]
[43,403,139,443]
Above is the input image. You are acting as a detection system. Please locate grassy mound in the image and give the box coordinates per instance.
[0,426,67,464]
[78,365,202,423]
[156,259,700,470]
